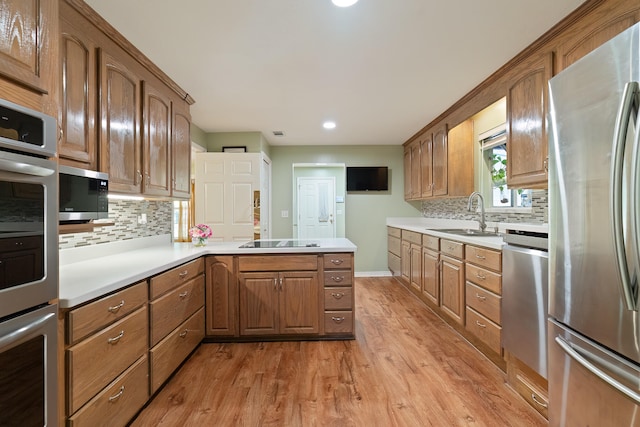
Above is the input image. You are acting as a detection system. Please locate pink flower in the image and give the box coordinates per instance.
[189,224,212,239]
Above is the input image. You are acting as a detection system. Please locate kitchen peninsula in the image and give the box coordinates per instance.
[58,236,356,426]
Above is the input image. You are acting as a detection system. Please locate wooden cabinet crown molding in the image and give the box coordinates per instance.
[62,0,195,105]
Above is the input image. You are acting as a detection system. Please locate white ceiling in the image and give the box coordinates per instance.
[84,0,585,146]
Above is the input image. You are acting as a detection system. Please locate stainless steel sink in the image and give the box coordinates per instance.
[430,228,501,237]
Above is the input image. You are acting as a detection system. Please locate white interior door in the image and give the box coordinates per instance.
[297,177,336,239]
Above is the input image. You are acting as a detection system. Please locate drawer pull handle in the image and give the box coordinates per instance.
[331,292,344,299]
[179,330,188,338]
[331,276,344,282]
[531,393,548,408]
[179,291,189,299]
[475,254,486,260]
[330,259,344,265]
[331,316,345,323]
[107,300,125,313]
[448,246,455,251]
[107,330,124,344]
[475,321,486,328]
[475,272,486,280]
[178,270,189,279]
[108,386,125,403]
[475,293,486,301]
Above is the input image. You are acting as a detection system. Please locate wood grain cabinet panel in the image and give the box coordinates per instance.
[466,282,501,324]
[67,355,149,427]
[0,0,52,93]
[432,125,448,197]
[205,256,237,337]
[440,254,465,325]
[465,263,502,295]
[324,311,354,335]
[421,246,439,306]
[98,49,142,194]
[67,305,148,415]
[420,133,433,198]
[446,119,474,197]
[238,272,279,335]
[465,307,501,354]
[323,270,352,287]
[403,145,412,200]
[142,81,172,197]
[506,51,553,189]
[323,253,353,270]
[279,272,319,334]
[171,99,191,198]
[324,288,353,311]
[150,257,204,299]
[59,19,97,169]
[410,139,421,199]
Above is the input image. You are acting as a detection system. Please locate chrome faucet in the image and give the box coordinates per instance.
[467,191,487,232]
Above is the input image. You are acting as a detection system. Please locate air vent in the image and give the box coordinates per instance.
[273,131,284,136]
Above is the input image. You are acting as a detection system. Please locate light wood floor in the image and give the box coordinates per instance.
[131,277,546,426]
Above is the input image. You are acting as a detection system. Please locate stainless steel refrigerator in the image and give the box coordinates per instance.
[548,23,640,425]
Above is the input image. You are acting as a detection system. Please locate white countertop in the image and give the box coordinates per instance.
[386,217,548,250]
[59,236,356,309]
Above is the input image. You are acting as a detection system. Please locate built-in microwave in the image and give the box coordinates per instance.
[59,165,109,223]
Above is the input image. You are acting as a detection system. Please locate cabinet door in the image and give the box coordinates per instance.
[99,50,142,193]
[238,272,278,335]
[410,140,421,199]
[432,126,448,196]
[422,247,439,306]
[420,134,433,198]
[447,119,474,197]
[440,254,464,325]
[172,100,191,198]
[409,243,422,293]
[400,239,411,283]
[403,146,412,200]
[506,52,552,189]
[279,271,319,335]
[205,256,237,336]
[0,0,53,94]
[142,81,172,197]
[59,21,97,169]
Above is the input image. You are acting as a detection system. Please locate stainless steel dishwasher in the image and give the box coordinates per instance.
[502,230,549,379]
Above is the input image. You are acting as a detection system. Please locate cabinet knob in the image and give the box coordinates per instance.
[179,291,189,299]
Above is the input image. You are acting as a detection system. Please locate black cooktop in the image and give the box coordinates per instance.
[239,240,319,248]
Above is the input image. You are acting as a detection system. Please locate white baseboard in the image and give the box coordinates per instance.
[355,271,393,277]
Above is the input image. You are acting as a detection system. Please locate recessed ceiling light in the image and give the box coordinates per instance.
[323,121,336,129]
[332,0,358,7]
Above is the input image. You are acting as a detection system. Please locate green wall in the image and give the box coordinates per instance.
[270,145,420,273]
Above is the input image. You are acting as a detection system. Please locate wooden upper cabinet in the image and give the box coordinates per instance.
[142,82,171,197]
[420,133,433,198]
[410,140,421,199]
[447,119,474,197]
[59,20,97,169]
[172,99,191,199]
[506,52,552,189]
[0,0,53,94]
[556,6,640,72]
[403,145,412,200]
[99,50,142,194]
[432,125,448,196]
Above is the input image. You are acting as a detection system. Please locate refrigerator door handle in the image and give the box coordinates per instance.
[632,83,640,310]
[611,81,639,311]
[555,336,640,404]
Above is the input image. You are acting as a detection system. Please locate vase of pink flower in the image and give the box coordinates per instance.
[189,223,212,247]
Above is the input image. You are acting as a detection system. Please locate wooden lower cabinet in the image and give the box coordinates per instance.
[506,351,549,418]
[205,256,237,337]
[440,254,465,325]
[238,270,319,336]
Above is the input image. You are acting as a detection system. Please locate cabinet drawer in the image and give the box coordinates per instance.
[67,306,148,415]
[324,288,353,310]
[68,355,149,427]
[466,282,501,324]
[465,245,501,271]
[511,367,549,418]
[67,281,148,345]
[388,234,401,256]
[323,270,352,287]
[238,255,318,272]
[401,229,421,245]
[150,258,205,299]
[441,239,464,259]
[150,275,205,346]
[323,253,353,270]
[387,226,401,238]
[465,307,501,354]
[422,234,439,251]
[150,308,205,393]
[324,311,354,335]
[465,263,502,294]
[388,252,401,275]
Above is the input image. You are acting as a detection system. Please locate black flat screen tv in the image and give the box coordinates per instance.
[346,166,388,191]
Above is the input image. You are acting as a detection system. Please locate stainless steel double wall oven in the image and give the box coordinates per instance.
[0,99,58,426]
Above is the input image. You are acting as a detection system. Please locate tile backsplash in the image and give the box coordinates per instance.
[421,190,548,223]
[59,200,173,249]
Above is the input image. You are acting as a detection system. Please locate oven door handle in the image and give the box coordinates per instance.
[0,156,56,177]
[0,312,56,351]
